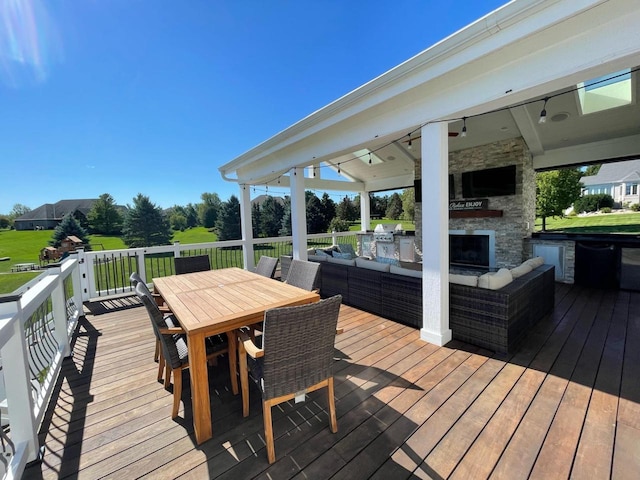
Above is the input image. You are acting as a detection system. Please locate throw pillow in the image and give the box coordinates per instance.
[375,256,400,267]
[333,252,353,260]
[315,249,330,257]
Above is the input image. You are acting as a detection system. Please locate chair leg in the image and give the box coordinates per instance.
[164,363,171,389]
[172,367,182,419]
[154,339,160,362]
[263,400,276,464]
[227,330,239,395]
[327,377,338,433]
[157,350,165,382]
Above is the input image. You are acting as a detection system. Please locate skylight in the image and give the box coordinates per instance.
[353,149,384,165]
[577,69,633,115]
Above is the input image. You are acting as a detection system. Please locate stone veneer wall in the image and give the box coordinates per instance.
[415,137,536,269]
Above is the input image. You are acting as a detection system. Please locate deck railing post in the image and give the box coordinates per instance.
[75,248,91,302]
[136,248,147,283]
[49,266,72,358]
[0,295,41,465]
[71,257,84,320]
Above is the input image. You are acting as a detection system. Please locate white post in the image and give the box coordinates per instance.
[75,248,91,302]
[360,191,371,231]
[136,248,147,283]
[0,296,40,463]
[49,267,71,358]
[71,257,83,321]
[420,122,452,346]
[239,184,255,271]
[173,241,182,258]
[290,167,308,260]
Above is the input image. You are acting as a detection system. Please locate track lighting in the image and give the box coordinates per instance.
[368,153,372,165]
[337,163,341,175]
[407,134,413,150]
[461,117,467,137]
[539,97,548,124]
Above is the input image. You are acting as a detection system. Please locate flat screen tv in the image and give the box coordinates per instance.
[461,165,516,198]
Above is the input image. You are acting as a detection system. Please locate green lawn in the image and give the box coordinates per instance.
[535,212,640,233]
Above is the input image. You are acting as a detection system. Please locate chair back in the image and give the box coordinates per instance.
[174,254,211,275]
[284,259,320,291]
[130,271,143,286]
[260,295,341,400]
[135,283,187,368]
[255,256,278,278]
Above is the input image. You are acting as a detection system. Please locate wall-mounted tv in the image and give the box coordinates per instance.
[461,165,516,198]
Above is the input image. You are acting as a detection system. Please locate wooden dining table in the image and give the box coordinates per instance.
[153,267,320,445]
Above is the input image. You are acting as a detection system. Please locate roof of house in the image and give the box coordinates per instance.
[581,159,640,186]
[15,199,98,222]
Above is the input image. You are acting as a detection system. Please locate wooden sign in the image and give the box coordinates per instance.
[449,199,488,211]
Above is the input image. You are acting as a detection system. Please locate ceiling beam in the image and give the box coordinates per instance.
[509,105,544,155]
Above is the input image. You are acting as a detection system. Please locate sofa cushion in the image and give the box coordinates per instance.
[356,257,390,272]
[510,263,533,278]
[308,254,329,262]
[327,256,356,267]
[449,273,478,286]
[478,268,513,290]
[390,265,422,278]
[524,256,545,268]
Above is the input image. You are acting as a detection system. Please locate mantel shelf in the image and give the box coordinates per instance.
[449,209,503,218]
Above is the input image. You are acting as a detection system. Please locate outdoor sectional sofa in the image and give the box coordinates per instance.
[281,254,555,355]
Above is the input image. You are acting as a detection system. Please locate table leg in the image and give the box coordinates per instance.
[226,330,239,395]
[187,332,212,444]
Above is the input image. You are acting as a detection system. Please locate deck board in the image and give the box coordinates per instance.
[23,284,640,479]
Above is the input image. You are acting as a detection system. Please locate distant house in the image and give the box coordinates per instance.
[14,199,98,231]
[581,160,640,206]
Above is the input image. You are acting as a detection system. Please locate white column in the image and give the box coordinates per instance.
[290,167,308,260]
[360,191,371,232]
[50,267,72,357]
[420,122,452,346]
[239,184,255,271]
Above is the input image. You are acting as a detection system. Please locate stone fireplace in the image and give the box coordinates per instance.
[415,137,537,269]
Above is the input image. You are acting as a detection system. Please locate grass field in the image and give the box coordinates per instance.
[535,212,640,233]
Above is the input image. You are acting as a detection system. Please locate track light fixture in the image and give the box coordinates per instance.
[539,97,548,124]
[368,153,372,165]
[337,163,341,175]
[407,133,413,150]
[461,117,467,137]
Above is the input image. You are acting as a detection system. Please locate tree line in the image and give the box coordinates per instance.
[1,189,417,248]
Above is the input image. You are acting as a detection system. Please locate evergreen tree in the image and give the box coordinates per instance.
[215,195,242,240]
[306,194,324,234]
[259,196,284,237]
[386,192,404,219]
[536,168,583,230]
[319,193,336,231]
[87,193,123,234]
[279,197,292,236]
[50,213,90,247]
[184,203,199,228]
[336,196,358,222]
[122,194,172,247]
[251,203,261,238]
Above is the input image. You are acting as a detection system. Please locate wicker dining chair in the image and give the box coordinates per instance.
[174,254,211,275]
[136,283,230,419]
[238,295,341,463]
[284,259,320,291]
[255,256,278,278]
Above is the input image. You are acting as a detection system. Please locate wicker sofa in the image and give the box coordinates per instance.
[289,254,555,355]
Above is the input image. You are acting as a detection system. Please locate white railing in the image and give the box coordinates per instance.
[0,258,82,480]
[79,232,362,300]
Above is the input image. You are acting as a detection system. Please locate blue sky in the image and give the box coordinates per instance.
[0,0,507,214]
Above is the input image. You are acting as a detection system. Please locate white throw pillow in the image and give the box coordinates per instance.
[478,268,513,290]
[510,263,533,278]
[449,273,478,287]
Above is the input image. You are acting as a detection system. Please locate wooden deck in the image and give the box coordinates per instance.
[25,283,640,479]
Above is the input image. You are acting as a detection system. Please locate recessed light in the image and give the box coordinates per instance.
[551,112,570,122]
[387,155,396,161]
[499,126,509,132]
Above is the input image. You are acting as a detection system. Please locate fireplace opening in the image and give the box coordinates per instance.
[449,230,496,269]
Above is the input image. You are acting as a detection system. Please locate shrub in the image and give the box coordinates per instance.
[328,218,350,232]
[600,207,612,213]
[573,194,614,213]
[567,210,577,217]
[631,203,640,212]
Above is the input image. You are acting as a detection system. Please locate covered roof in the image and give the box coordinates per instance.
[219,0,640,193]
[581,159,640,186]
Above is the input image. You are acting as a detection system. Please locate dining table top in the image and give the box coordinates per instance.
[152,267,320,335]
